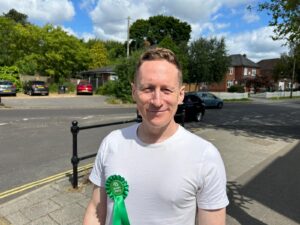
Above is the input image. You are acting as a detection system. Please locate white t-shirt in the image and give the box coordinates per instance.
[90,123,229,225]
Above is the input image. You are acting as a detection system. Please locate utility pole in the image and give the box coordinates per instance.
[289,43,297,98]
[290,55,296,98]
[126,16,130,58]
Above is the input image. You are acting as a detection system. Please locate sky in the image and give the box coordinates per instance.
[0,0,289,62]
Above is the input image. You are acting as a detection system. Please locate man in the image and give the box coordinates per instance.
[83,48,229,225]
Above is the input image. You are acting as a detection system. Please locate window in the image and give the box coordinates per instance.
[244,68,248,76]
[229,67,234,75]
[252,69,256,76]
[227,80,234,88]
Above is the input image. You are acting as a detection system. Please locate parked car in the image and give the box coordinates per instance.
[23,80,49,96]
[191,91,223,109]
[0,80,17,96]
[76,81,93,95]
[136,93,205,123]
[176,93,206,122]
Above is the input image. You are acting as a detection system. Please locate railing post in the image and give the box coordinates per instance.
[71,120,80,188]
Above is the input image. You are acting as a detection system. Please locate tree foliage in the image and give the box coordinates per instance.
[3,8,29,25]
[158,36,189,82]
[273,49,300,83]
[256,0,300,44]
[188,37,230,85]
[88,41,109,69]
[0,66,21,89]
[130,15,191,48]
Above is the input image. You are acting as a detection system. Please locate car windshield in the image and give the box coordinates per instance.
[32,81,45,85]
[0,81,13,85]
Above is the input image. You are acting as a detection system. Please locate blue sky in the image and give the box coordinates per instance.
[0,0,288,62]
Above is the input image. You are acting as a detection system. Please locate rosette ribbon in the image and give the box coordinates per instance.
[105,175,130,225]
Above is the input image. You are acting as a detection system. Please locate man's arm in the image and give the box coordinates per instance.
[83,185,107,225]
[197,207,226,225]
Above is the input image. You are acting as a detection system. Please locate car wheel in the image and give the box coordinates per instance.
[217,102,223,109]
[28,90,32,96]
[195,112,203,122]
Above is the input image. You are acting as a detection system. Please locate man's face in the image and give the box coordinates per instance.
[132,60,184,130]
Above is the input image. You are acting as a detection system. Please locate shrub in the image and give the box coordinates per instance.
[228,85,245,93]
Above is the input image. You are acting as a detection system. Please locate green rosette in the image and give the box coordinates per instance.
[105,175,130,225]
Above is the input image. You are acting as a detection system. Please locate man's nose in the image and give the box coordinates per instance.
[150,90,162,106]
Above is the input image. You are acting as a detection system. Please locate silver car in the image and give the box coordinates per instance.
[0,80,17,96]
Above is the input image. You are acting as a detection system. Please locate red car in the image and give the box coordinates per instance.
[76,81,93,95]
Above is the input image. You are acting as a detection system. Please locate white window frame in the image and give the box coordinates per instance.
[244,68,248,76]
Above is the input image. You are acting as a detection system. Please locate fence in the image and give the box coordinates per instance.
[70,111,185,188]
[70,118,138,189]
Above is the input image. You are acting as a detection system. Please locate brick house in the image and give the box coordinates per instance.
[208,54,260,92]
[257,58,280,90]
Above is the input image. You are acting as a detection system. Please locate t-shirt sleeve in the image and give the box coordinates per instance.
[89,137,108,187]
[196,144,229,210]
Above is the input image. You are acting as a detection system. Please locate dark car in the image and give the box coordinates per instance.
[192,91,223,109]
[23,81,49,96]
[176,93,205,122]
[137,93,205,124]
[0,80,17,96]
[76,81,93,95]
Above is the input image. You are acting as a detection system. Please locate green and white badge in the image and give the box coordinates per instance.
[105,175,130,225]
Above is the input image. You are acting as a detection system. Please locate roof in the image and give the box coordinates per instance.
[80,66,116,75]
[230,54,260,68]
[257,58,280,70]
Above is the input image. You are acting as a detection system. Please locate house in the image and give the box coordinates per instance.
[78,66,117,89]
[208,54,260,92]
[257,58,289,91]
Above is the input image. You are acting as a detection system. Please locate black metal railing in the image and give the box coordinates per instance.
[70,110,185,189]
[70,118,138,188]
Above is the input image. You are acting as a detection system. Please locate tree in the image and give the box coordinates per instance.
[255,0,299,44]
[0,66,21,89]
[273,49,300,84]
[188,37,230,87]
[3,8,28,25]
[88,41,109,69]
[130,15,191,48]
[158,36,189,82]
[38,25,90,82]
[0,17,17,66]
[104,40,126,63]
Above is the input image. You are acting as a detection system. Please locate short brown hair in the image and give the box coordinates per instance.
[134,48,182,85]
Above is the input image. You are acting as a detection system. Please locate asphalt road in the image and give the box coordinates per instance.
[0,96,299,199]
[0,96,137,195]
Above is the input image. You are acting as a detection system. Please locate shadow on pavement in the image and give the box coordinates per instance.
[227,142,300,224]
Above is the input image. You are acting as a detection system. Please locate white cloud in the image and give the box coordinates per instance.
[90,0,150,40]
[0,0,75,24]
[243,10,259,23]
[225,26,288,62]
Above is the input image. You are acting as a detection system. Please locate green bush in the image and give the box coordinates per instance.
[48,81,75,93]
[0,66,22,91]
[96,80,133,103]
[228,85,245,93]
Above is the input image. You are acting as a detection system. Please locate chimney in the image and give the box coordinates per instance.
[243,54,247,58]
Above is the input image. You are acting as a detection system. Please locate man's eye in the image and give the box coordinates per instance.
[162,89,172,94]
[142,87,153,93]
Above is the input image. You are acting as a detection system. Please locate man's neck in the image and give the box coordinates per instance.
[137,121,179,144]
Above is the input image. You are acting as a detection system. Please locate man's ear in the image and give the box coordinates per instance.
[179,85,185,103]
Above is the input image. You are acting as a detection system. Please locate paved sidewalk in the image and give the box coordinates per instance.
[0,126,299,225]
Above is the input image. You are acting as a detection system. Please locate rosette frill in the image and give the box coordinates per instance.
[105,175,130,225]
